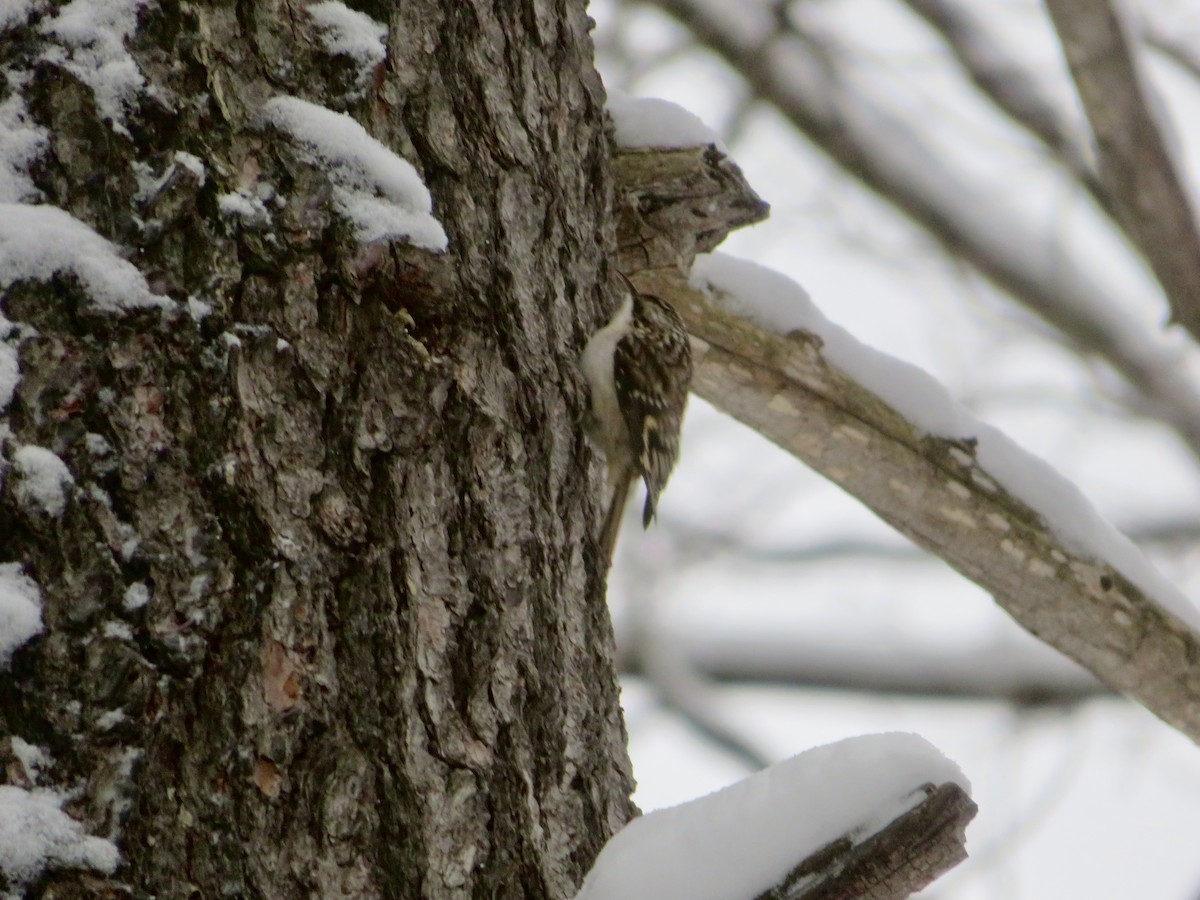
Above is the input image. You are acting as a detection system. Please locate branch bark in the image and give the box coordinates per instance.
[613,145,1200,747]
[1045,0,1200,344]
[757,783,976,900]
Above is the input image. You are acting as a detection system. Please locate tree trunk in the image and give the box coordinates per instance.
[1,1,635,897]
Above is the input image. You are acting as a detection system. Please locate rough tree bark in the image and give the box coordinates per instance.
[1,1,636,897]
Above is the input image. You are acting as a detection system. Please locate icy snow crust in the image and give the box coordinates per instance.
[261,96,448,250]
[691,252,1200,631]
[576,733,965,900]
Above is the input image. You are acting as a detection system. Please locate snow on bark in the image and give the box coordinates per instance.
[691,251,1200,632]
[307,1,387,92]
[0,315,17,412]
[0,203,172,313]
[606,89,727,152]
[9,737,49,782]
[0,94,48,204]
[10,444,74,518]
[575,733,966,900]
[260,95,448,250]
[0,202,171,314]
[39,0,148,137]
[0,0,39,31]
[132,151,207,205]
[0,785,119,892]
[0,563,42,669]
[172,151,206,183]
[121,582,149,611]
[217,190,271,228]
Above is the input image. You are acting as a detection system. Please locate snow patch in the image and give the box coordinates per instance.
[173,151,206,183]
[307,1,386,90]
[0,0,40,31]
[9,737,49,782]
[11,444,73,517]
[0,322,18,412]
[217,190,271,227]
[186,295,212,322]
[0,203,173,313]
[133,152,204,206]
[607,89,727,152]
[122,581,149,611]
[576,733,965,900]
[39,0,148,136]
[691,252,1200,631]
[84,432,112,457]
[95,708,125,730]
[101,620,132,640]
[0,563,42,669]
[0,786,119,891]
[261,95,447,250]
[0,94,48,203]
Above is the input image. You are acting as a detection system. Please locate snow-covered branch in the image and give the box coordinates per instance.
[658,261,1200,744]
[575,734,974,900]
[1045,0,1200,346]
[612,143,1200,747]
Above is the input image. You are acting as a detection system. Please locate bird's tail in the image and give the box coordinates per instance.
[600,467,636,564]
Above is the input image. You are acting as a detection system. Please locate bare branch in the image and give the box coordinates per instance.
[1143,20,1200,84]
[621,630,1108,705]
[632,636,774,770]
[662,518,1200,563]
[620,549,774,770]
[634,0,1200,464]
[901,0,1101,200]
[1045,0,1200,343]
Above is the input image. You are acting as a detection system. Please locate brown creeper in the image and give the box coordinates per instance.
[581,275,693,560]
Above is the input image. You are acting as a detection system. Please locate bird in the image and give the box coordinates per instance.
[580,273,693,561]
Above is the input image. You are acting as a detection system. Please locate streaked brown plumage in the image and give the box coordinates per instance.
[581,276,693,561]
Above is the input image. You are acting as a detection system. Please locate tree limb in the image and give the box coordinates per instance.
[636,0,1200,464]
[901,0,1102,203]
[756,783,976,900]
[576,733,974,900]
[620,548,774,770]
[675,281,1200,742]
[1045,0,1200,343]
[620,628,1108,705]
[613,145,1200,747]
